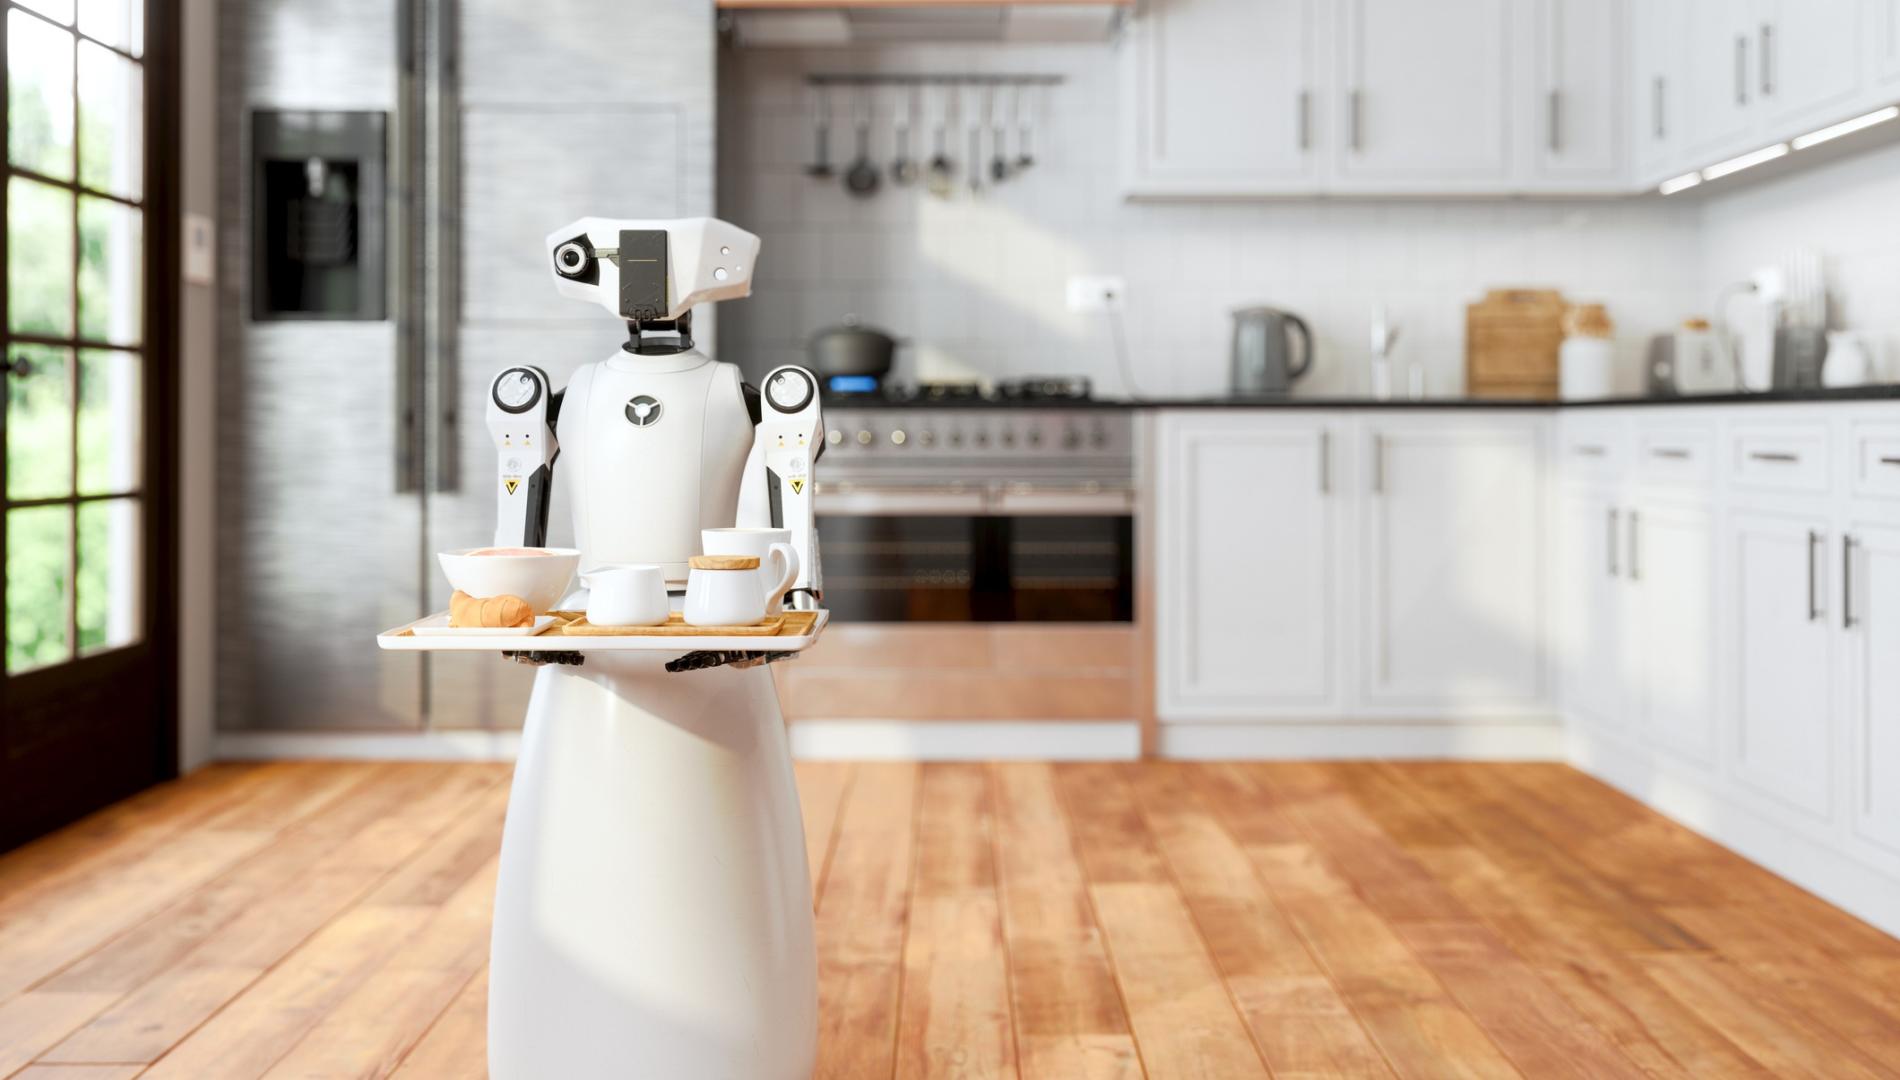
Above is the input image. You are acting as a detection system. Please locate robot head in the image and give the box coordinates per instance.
[545,216,761,325]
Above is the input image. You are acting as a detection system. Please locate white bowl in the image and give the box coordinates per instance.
[437,547,580,614]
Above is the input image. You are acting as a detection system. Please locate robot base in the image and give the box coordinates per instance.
[488,656,817,1079]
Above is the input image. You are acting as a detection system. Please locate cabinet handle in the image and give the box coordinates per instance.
[1298,89,1311,151]
[1573,444,1607,457]
[1628,510,1641,581]
[1349,89,1363,152]
[1371,433,1384,494]
[1844,534,1859,630]
[1879,456,1900,467]
[1760,24,1773,95]
[1607,507,1620,578]
[1808,530,1824,622]
[1322,429,1337,498]
[1548,90,1562,154]
[1651,447,1692,460]
[1748,450,1800,464]
[1654,76,1666,140]
[1735,37,1748,106]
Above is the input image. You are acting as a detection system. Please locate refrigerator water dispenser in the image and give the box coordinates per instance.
[251,110,387,320]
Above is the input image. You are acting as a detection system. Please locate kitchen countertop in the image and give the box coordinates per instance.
[824,386,1900,410]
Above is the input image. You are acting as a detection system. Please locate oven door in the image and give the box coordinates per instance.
[815,482,1135,623]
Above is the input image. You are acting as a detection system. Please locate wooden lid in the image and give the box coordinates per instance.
[690,555,759,570]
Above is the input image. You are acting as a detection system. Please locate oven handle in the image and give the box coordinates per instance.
[813,481,1137,517]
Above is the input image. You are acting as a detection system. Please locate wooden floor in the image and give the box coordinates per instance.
[2,761,1899,1078]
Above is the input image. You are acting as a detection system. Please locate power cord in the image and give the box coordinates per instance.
[1107,307,1150,401]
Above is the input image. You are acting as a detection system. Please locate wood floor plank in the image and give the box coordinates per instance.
[388,967,488,1079]
[1058,765,1270,1080]
[0,992,117,1079]
[813,762,919,1080]
[1638,951,1895,1080]
[1127,765,1393,1080]
[895,764,1016,1080]
[8,1065,147,1079]
[794,761,855,910]
[990,764,1140,1080]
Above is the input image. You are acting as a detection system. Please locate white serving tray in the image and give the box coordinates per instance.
[410,614,560,637]
[376,609,829,653]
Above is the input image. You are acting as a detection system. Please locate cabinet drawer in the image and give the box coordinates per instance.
[1634,426,1713,486]
[1729,424,1831,495]
[1557,424,1628,485]
[1852,425,1900,501]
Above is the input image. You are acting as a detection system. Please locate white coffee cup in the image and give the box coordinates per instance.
[581,564,670,627]
[700,528,800,615]
[684,561,771,627]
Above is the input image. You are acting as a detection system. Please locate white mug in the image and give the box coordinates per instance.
[700,528,800,615]
[684,564,769,627]
[581,564,670,627]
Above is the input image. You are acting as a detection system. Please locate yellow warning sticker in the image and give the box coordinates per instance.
[504,477,521,495]
[789,478,805,494]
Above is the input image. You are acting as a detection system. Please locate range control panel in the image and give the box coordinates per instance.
[820,408,1134,461]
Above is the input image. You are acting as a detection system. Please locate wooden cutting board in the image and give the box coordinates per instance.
[1466,288,1566,400]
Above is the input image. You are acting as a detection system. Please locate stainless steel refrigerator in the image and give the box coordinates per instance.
[216,0,716,733]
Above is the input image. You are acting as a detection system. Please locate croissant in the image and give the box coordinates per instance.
[449,590,534,628]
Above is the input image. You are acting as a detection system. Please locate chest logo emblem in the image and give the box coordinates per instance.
[624,395,664,427]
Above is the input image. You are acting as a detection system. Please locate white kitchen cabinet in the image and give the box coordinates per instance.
[1531,0,1626,185]
[1360,421,1545,709]
[1155,414,1341,718]
[1682,0,1760,158]
[1876,0,1900,85]
[1556,490,1627,729]
[1730,511,1836,819]
[1631,0,1689,181]
[1757,0,1865,131]
[1847,522,1900,855]
[1123,0,1319,196]
[1334,0,1514,189]
[1624,501,1719,764]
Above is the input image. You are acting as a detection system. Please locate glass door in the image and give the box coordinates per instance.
[2,0,172,849]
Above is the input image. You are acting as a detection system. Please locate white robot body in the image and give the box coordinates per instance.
[559,353,753,583]
[483,217,822,1079]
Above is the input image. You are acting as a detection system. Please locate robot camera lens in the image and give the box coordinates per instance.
[554,241,592,277]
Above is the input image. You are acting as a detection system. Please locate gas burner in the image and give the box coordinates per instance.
[901,382,989,403]
[996,375,1093,402]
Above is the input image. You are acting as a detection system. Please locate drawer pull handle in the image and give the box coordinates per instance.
[1880,456,1900,467]
[1844,535,1859,631]
[1573,445,1607,457]
[1749,451,1800,463]
[1651,447,1692,460]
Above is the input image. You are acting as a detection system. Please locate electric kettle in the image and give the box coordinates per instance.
[1230,305,1313,396]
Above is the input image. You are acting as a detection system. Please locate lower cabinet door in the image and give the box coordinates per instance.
[1361,422,1545,709]
[1156,415,1340,718]
[1849,522,1900,854]
[1628,501,1718,764]
[1730,510,1835,820]
[1556,490,1626,728]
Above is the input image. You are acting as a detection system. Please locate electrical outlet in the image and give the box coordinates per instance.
[1066,275,1126,314]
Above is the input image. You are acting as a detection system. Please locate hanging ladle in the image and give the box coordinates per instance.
[805,87,833,178]
[891,86,920,186]
[926,88,956,197]
[844,89,880,198]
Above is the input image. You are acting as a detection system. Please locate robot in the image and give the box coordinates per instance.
[482,217,823,1079]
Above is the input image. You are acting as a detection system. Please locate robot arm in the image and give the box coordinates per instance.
[737,365,824,609]
[486,366,561,548]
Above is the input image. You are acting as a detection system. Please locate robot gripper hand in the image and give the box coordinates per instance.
[737,365,824,609]
[486,366,561,549]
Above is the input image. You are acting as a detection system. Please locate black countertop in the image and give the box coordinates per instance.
[824,386,1900,410]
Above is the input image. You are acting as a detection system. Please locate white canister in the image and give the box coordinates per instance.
[1559,303,1616,400]
[1823,331,1871,388]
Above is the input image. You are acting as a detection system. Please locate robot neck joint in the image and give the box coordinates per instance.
[623,310,694,356]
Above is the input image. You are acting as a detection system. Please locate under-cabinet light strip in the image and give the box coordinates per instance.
[1662,103,1900,193]
[1790,105,1900,150]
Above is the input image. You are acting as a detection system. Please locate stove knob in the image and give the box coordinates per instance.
[890,429,907,446]
[856,430,873,446]
[1063,428,1083,450]
[919,430,937,447]
[1027,430,1043,447]
[1001,431,1016,447]
[1091,426,1109,448]
[826,428,843,446]
[974,432,990,448]
[948,431,964,447]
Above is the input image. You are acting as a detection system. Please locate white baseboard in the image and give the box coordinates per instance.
[215,729,523,761]
[1158,721,1565,760]
[1567,728,1900,940]
[787,720,1141,761]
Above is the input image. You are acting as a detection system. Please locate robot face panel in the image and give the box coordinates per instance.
[544,217,761,323]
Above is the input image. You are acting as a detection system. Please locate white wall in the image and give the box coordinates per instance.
[716,43,1707,398]
[1698,139,1900,380]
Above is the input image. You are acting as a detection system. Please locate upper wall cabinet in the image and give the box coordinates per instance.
[1332,0,1513,191]
[1631,0,1688,182]
[1123,0,1319,195]
[1527,0,1628,186]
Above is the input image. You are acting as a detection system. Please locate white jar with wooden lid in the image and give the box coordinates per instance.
[1559,303,1616,400]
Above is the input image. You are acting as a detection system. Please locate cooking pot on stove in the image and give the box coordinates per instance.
[808,317,900,381]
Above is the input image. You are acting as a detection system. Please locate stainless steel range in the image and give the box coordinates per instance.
[813,381,1137,624]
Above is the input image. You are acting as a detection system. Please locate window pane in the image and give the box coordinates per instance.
[14,0,76,26]
[77,0,141,55]
[77,40,141,199]
[7,10,76,179]
[76,496,139,653]
[6,345,73,499]
[78,195,139,344]
[9,177,75,336]
[77,347,137,493]
[6,504,72,672]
